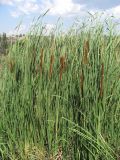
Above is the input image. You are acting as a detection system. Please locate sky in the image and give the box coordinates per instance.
[0,0,120,34]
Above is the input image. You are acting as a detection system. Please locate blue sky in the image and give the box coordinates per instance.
[0,0,120,34]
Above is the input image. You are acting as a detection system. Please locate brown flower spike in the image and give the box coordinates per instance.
[59,56,65,81]
[49,54,54,79]
[8,59,15,73]
[83,40,89,64]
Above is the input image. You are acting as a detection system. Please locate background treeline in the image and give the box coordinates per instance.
[0,33,8,55]
[0,33,25,55]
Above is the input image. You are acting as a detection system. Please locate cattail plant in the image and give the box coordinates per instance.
[83,40,89,64]
[59,56,65,81]
[80,69,84,98]
[0,64,2,70]
[35,64,39,75]
[100,63,104,98]
[0,16,120,160]
[49,54,54,79]
[8,59,15,73]
[40,48,44,74]
[33,47,36,65]
[0,64,2,78]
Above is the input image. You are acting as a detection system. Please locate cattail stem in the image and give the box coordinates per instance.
[33,48,36,65]
[110,76,120,95]
[100,63,104,98]
[80,69,84,98]
[40,48,44,74]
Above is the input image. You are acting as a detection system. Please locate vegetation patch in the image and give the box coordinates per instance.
[0,15,120,159]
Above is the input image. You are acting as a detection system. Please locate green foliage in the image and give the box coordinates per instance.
[0,16,120,159]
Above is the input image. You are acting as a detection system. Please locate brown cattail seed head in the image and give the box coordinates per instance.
[83,40,89,64]
[59,56,65,81]
[49,54,54,78]
[8,59,15,73]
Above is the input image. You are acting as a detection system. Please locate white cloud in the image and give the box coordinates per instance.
[88,5,120,20]
[40,0,85,17]
[107,5,120,19]
[1,0,120,21]
[0,0,86,18]
[3,0,120,20]
[10,11,21,17]
[0,0,39,17]
[10,1,39,17]
[0,0,13,5]
[17,1,39,15]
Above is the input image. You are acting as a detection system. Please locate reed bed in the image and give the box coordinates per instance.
[0,16,120,160]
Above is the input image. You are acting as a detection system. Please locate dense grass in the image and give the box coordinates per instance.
[0,16,120,159]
